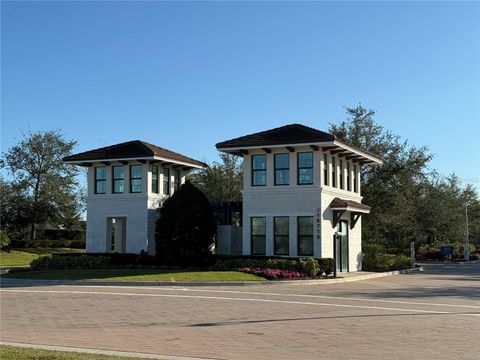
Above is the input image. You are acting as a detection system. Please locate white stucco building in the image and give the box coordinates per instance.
[63,141,206,254]
[216,124,382,272]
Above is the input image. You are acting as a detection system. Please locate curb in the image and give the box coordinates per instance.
[0,341,217,360]
[0,267,423,287]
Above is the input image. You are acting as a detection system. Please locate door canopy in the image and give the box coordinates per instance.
[330,197,371,229]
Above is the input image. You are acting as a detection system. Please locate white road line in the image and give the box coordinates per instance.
[1,288,479,317]
[65,285,480,310]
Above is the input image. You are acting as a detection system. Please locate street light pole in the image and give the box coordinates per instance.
[464,204,469,262]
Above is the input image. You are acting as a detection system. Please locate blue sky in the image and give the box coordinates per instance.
[1,1,479,187]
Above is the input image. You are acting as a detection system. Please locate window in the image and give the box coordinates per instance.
[252,155,267,186]
[274,217,289,255]
[298,152,313,185]
[95,167,106,194]
[331,157,337,188]
[130,165,142,193]
[298,216,313,256]
[251,217,266,255]
[323,154,329,186]
[353,165,357,193]
[151,165,159,194]
[173,169,181,192]
[112,166,125,193]
[274,153,289,185]
[339,159,344,190]
[347,162,351,191]
[163,167,170,195]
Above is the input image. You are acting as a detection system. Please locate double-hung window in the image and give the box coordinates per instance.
[163,168,170,195]
[252,155,267,186]
[353,165,358,193]
[95,167,106,194]
[151,165,159,194]
[274,153,289,185]
[331,157,337,188]
[251,217,266,255]
[339,159,344,190]
[323,153,329,186]
[347,162,351,191]
[130,165,142,193]
[298,216,314,256]
[112,166,125,193]
[274,217,289,255]
[173,169,181,192]
[298,152,313,185]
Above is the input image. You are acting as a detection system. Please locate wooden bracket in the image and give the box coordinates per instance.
[350,212,362,229]
[332,210,346,228]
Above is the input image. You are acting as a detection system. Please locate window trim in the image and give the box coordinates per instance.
[130,165,142,193]
[274,216,289,256]
[274,153,289,186]
[112,165,125,194]
[251,154,267,187]
[163,167,170,195]
[151,165,159,194]
[251,217,266,256]
[297,152,313,185]
[94,166,106,194]
[297,216,314,256]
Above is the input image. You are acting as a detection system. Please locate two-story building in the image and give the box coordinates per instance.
[216,124,382,272]
[63,140,206,254]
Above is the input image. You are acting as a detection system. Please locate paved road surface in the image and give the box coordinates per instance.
[1,263,479,360]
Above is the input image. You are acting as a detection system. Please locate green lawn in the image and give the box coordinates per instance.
[0,345,150,360]
[0,248,85,268]
[2,268,266,282]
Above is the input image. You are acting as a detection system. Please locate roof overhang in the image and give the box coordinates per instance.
[330,197,371,229]
[217,140,382,165]
[64,156,206,169]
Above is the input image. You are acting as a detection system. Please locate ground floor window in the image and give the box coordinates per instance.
[251,217,266,255]
[298,216,314,256]
[274,217,289,255]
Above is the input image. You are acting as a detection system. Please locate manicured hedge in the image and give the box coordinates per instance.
[30,255,110,270]
[362,243,411,272]
[11,239,86,249]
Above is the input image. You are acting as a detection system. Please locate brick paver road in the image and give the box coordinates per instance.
[1,262,479,360]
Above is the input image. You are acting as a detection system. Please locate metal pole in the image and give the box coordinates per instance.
[464,204,469,262]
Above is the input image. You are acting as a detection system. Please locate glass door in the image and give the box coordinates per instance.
[335,220,349,272]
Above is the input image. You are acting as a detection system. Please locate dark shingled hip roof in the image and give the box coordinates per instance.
[63,140,207,168]
[330,197,371,212]
[216,124,336,149]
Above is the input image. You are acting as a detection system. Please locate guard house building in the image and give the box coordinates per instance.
[63,141,206,254]
[216,124,382,272]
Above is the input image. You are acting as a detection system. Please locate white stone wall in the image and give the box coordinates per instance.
[241,146,365,271]
[86,161,185,254]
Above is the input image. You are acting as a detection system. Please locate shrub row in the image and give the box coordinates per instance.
[30,255,110,270]
[239,268,307,280]
[214,256,335,278]
[11,239,86,249]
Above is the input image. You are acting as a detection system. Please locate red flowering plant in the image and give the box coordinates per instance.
[239,267,307,280]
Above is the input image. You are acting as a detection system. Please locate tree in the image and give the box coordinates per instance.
[1,130,79,241]
[189,153,243,203]
[155,181,216,261]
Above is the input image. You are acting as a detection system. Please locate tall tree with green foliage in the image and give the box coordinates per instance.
[1,130,79,241]
[189,153,243,203]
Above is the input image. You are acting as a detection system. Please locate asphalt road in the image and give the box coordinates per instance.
[1,262,479,360]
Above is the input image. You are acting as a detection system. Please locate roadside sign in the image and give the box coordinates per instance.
[440,246,454,256]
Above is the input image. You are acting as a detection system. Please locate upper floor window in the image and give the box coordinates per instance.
[274,153,289,185]
[353,164,358,193]
[323,153,329,186]
[151,165,159,194]
[112,166,125,193]
[252,155,267,186]
[163,167,170,195]
[347,162,351,191]
[339,159,344,190]
[298,216,314,256]
[331,157,337,188]
[130,165,142,193]
[95,167,106,194]
[298,152,313,185]
[173,169,181,192]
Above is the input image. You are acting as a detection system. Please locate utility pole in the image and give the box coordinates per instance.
[464,204,469,262]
